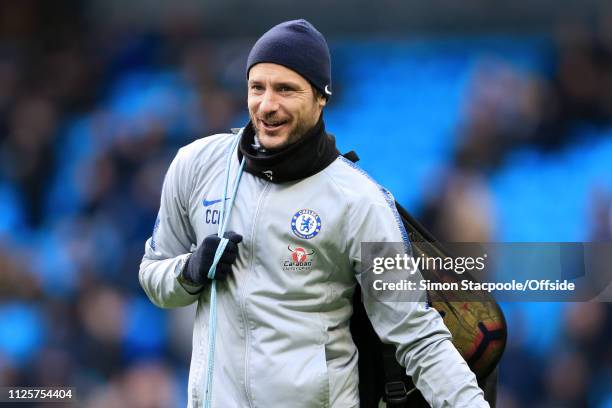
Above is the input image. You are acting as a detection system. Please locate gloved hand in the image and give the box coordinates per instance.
[182,231,243,285]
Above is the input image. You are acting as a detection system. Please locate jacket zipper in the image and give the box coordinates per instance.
[239,181,270,408]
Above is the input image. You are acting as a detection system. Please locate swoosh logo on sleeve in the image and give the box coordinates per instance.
[202,198,231,207]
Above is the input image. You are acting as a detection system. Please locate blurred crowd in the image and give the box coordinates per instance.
[449,12,612,174]
[0,3,248,406]
[419,12,612,408]
[0,2,611,407]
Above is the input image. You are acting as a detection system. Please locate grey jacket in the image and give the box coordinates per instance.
[139,131,489,408]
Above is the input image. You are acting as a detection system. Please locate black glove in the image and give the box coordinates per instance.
[182,231,243,285]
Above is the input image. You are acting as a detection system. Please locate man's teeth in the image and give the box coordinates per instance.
[264,120,285,126]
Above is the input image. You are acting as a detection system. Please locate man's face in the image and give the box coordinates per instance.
[248,63,326,151]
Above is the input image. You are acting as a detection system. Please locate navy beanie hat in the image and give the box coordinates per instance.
[246,19,332,97]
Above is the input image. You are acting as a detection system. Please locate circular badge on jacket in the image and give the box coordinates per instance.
[291,209,321,239]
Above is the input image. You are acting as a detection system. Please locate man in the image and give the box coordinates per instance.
[140,19,489,407]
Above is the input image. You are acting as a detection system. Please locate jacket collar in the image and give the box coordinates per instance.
[237,117,340,183]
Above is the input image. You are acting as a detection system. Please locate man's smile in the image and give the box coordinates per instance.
[259,118,289,133]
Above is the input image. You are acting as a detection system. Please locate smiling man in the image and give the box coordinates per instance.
[139,19,489,407]
[248,63,326,150]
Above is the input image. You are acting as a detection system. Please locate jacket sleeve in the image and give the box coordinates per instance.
[139,146,203,309]
[347,189,489,408]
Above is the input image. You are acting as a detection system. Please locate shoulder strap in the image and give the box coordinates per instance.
[381,343,409,407]
[342,150,360,163]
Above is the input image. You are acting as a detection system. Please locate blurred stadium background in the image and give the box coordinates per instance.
[1,1,611,407]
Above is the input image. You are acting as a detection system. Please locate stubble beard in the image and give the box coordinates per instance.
[253,116,313,151]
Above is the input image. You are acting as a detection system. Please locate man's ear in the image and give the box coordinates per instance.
[318,96,327,109]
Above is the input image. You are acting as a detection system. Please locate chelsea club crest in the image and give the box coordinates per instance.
[291,209,321,239]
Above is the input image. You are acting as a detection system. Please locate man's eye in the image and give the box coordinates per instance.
[251,85,264,91]
[279,87,293,93]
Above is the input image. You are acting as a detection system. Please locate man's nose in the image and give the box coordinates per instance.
[259,89,279,114]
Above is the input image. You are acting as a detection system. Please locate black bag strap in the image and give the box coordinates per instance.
[342,150,360,163]
[381,343,409,407]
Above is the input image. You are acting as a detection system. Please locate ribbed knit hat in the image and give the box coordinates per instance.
[246,19,332,97]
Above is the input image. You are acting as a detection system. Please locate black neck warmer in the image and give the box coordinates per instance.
[237,118,340,183]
